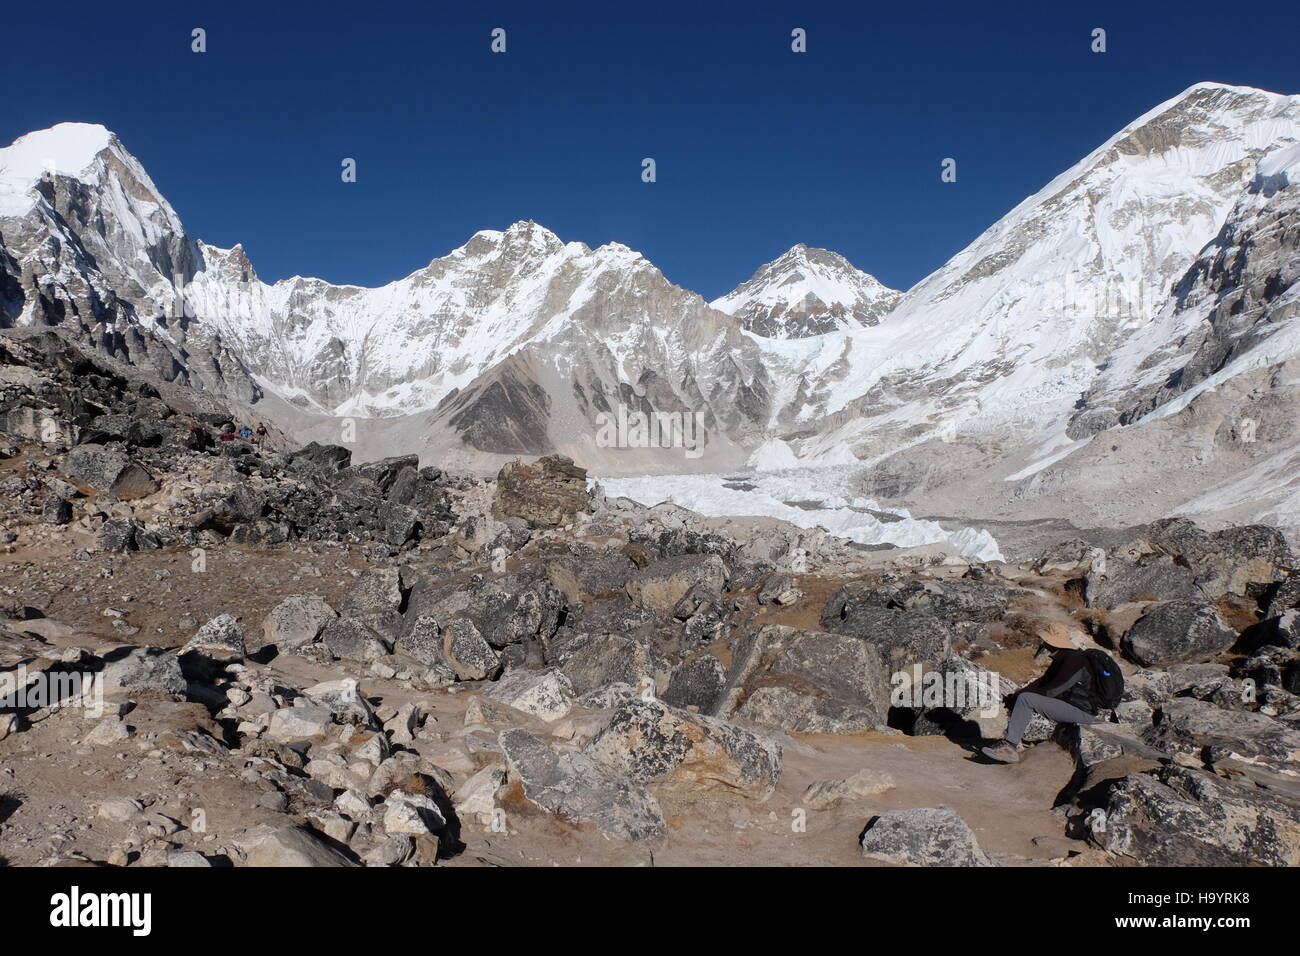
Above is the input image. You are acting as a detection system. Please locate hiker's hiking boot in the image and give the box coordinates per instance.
[981,741,1021,764]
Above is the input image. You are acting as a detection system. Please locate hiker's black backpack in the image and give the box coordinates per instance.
[1082,649,1124,711]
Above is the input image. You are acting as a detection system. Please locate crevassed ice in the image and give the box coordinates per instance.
[598,468,1004,562]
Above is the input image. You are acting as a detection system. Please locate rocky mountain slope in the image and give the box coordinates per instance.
[1,328,1298,868]
[710,244,901,337]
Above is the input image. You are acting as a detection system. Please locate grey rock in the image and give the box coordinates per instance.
[99,646,185,698]
[586,697,782,799]
[42,495,72,524]
[1121,601,1237,667]
[1145,697,1300,766]
[1085,553,1200,610]
[859,807,992,866]
[181,613,245,668]
[442,618,500,681]
[1093,764,1300,866]
[625,554,727,612]
[242,825,359,867]
[483,668,574,721]
[262,593,336,650]
[717,625,891,734]
[63,443,158,498]
[320,617,391,663]
[663,655,727,712]
[499,728,664,841]
[819,597,954,672]
[559,632,663,697]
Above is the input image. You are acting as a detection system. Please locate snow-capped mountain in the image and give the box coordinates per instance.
[2,81,1299,530]
[0,123,262,403]
[711,244,900,338]
[0,127,773,471]
[775,83,1300,462]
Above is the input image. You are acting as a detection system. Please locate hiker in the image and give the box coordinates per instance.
[255,422,268,447]
[219,424,236,442]
[186,423,212,451]
[239,425,253,440]
[981,626,1123,764]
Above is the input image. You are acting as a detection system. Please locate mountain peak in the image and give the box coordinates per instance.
[1,122,116,175]
[0,123,121,216]
[712,245,900,338]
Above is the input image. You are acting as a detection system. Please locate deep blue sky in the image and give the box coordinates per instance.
[4,1,1298,298]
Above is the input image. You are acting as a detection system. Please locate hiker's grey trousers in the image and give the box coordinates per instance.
[1006,692,1095,746]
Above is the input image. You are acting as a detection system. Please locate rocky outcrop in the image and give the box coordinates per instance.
[493,455,590,528]
[1092,764,1300,866]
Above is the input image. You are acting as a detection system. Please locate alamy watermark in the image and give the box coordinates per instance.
[890,664,1001,718]
[0,666,104,718]
[595,403,707,459]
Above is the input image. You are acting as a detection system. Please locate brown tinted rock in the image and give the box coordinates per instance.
[493,455,590,528]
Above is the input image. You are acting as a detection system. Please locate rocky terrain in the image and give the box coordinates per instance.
[1,329,1297,867]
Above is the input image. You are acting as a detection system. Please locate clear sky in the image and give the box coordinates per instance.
[4,0,1298,299]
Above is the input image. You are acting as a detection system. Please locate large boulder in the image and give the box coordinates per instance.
[402,571,563,651]
[493,455,590,528]
[483,668,574,721]
[286,442,352,474]
[473,574,565,649]
[441,619,501,681]
[663,654,728,712]
[1120,602,1237,667]
[1092,764,1300,866]
[625,554,727,613]
[499,728,664,841]
[908,655,1016,739]
[586,697,782,799]
[262,594,337,651]
[859,807,993,866]
[1142,519,1293,599]
[1085,554,1199,609]
[319,617,391,662]
[1089,518,1294,608]
[179,613,246,677]
[241,825,359,867]
[337,567,406,640]
[99,646,185,698]
[62,443,158,498]
[1144,697,1300,766]
[715,624,891,734]
[558,632,665,696]
[819,593,954,671]
[545,553,639,602]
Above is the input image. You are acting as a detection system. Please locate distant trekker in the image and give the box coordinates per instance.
[981,625,1124,764]
[186,423,212,451]
[255,422,268,446]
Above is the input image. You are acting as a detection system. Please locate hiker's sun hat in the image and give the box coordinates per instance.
[1038,622,1079,650]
